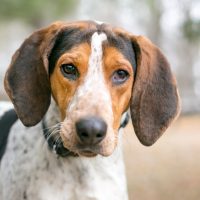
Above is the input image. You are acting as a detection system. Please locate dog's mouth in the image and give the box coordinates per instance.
[75,145,101,157]
[60,133,116,157]
[78,150,97,157]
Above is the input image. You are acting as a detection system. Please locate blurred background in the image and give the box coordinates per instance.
[0,0,199,199]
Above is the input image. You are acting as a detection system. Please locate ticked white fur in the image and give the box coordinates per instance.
[0,102,128,200]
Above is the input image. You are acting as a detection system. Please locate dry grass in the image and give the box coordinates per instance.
[123,115,200,200]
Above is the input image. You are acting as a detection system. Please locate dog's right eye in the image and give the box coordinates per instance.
[60,64,79,80]
[112,69,129,85]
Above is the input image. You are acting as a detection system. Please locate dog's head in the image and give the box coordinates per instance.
[4,21,180,157]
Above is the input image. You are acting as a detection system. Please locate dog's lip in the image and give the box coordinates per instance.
[78,150,97,157]
[76,146,100,157]
[61,139,99,157]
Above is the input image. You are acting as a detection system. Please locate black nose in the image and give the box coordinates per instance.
[75,116,107,145]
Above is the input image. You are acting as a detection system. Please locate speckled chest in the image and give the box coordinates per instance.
[0,120,128,200]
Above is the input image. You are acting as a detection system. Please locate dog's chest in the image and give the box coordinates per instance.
[30,156,127,200]
[1,121,128,200]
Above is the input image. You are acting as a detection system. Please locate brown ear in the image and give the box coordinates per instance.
[130,36,180,146]
[4,22,64,127]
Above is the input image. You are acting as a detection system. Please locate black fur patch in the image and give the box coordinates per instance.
[0,109,18,160]
[49,27,95,74]
[119,112,130,129]
[105,31,137,73]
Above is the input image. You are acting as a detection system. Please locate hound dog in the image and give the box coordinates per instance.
[0,21,180,200]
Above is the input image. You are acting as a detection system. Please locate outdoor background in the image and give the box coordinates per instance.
[0,0,200,199]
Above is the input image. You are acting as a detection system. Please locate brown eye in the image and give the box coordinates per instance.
[112,69,129,85]
[61,64,79,80]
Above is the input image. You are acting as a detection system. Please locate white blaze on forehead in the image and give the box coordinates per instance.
[87,32,107,77]
[91,32,106,48]
[77,32,110,104]
[67,31,108,104]
[67,31,112,118]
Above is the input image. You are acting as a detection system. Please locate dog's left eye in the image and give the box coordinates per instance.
[61,64,79,80]
[112,69,129,85]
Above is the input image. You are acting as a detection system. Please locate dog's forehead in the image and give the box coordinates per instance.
[49,21,136,72]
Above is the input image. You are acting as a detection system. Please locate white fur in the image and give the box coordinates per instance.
[0,101,13,118]
[0,102,128,200]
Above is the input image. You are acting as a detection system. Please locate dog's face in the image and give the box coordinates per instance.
[49,26,134,156]
[4,21,180,157]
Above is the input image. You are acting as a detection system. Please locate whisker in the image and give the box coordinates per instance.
[46,129,60,142]
[42,122,62,131]
[55,134,62,145]
[41,122,63,148]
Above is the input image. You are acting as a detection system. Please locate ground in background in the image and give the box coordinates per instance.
[123,115,200,200]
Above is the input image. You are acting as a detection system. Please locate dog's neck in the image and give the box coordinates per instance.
[43,98,61,129]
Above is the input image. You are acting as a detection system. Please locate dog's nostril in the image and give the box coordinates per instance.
[81,132,89,138]
[76,116,107,145]
[96,133,103,138]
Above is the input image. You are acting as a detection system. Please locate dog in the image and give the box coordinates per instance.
[0,20,180,200]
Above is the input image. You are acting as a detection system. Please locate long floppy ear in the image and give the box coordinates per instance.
[130,36,180,146]
[4,22,65,127]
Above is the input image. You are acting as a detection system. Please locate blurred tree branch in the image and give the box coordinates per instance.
[180,1,200,44]
[182,18,200,44]
[0,0,79,27]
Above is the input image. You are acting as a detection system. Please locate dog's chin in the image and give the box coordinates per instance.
[66,146,115,157]
[78,150,97,157]
[76,146,115,157]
